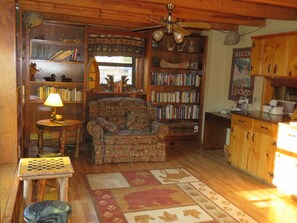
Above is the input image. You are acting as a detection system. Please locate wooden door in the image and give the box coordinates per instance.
[273,35,289,77]
[287,35,297,77]
[250,38,262,76]
[261,37,275,76]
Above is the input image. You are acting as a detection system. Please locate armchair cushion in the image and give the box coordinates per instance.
[126,111,151,132]
[96,117,118,133]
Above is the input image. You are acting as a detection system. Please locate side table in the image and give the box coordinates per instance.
[36,119,83,157]
[18,157,74,208]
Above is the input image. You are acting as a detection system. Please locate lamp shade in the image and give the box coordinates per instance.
[173,31,184,44]
[152,29,165,42]
[44,93,64,107]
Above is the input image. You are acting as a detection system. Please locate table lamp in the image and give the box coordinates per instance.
[44,93,64,121]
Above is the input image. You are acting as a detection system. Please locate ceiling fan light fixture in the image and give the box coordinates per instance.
[173,31,184,44]
[152,29,165,42]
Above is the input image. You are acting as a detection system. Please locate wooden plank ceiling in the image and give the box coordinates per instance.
[19,0,297,31]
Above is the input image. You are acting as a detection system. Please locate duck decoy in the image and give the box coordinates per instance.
[44,74,56,82]
[61,75,72,82]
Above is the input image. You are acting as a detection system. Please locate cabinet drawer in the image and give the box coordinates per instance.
[253,120,278,137]
[277,123,297,153]
[232,115,252,129]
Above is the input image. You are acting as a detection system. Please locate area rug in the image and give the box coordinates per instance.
[87,168,257,223]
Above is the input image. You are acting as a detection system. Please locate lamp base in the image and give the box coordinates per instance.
[50,113,63,121]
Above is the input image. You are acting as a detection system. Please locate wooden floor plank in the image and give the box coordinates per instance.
[27,141,297,223]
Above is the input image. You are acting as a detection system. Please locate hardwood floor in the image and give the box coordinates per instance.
[30,141,297,223]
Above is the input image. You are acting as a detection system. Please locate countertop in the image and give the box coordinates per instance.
[231,111,292,125]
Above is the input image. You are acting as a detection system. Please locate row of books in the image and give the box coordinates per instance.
[151,90,199,103]
[35,86,83,102]
[48,48,80,61]
[151,72,201,87]
[156,105,199,120]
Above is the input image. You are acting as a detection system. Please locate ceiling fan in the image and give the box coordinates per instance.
[132,3,211,43]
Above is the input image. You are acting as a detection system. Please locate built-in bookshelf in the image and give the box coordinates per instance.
[25,23,86,145]
[148,34,207,141]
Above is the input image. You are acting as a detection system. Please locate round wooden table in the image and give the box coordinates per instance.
[36,119,83,157]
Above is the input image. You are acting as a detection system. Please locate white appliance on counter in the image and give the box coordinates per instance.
[274,122,297,199]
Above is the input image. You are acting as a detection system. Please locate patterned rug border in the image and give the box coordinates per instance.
[86,168,258,223]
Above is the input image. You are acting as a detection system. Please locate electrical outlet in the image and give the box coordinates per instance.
[194,125,199,132]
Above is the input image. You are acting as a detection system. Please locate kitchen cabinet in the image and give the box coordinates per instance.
[287,35,297,77]
[251,31,297,77]
[229,115,252,169]
[250,38,262,75]
[247,120,277,183]
[229,114,277,183]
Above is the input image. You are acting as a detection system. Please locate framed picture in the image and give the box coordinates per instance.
[228,48,254,101]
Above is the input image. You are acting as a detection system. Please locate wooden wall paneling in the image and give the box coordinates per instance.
[0,0,18,164]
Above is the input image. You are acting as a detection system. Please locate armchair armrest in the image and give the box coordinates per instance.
[87,120,104,140]
[151,121,168,140]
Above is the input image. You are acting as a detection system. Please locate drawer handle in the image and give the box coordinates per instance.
[288,133,296,138]
[239,120,245,123]
[260,126,269,131]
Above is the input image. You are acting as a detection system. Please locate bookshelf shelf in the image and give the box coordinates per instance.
[30,59,84,64]
[31,39,84,46]
[148,34,207,141]
[29,100,84,104]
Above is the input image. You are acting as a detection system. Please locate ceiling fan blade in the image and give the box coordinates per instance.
[131,24,164,32]
[178,22,211,29]
[147,16,164,24]
[173,26,191,36]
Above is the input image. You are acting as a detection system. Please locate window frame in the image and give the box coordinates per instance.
[96,57,136,86]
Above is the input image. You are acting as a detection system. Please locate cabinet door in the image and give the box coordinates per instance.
[287,35,297,77]
[248,132,276,183]
[250,38,262,76]
[261,37,275,76]
[273,35,289,77]
[247,121,277,183]
[229,124,250,169]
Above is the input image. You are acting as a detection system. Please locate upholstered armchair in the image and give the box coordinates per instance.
[87,97,168,164]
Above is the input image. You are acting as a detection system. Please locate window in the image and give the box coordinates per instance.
[95,56,134,85]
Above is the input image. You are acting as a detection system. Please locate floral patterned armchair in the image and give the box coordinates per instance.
[87,97,168,164]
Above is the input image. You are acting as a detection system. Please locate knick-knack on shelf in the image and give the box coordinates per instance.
[121,75,129,90]
[105,74,114,91]
[30,62,40,81]
[177,40,187,52]
[188,40,195,52]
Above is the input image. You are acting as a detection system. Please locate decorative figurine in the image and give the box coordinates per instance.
[105,74,114,91]
[44,74,56,82]
[187,40,195,52]
[177,40,187,52]
[121,75,129,89]
[60,75,72,82]
[29,62,40,81]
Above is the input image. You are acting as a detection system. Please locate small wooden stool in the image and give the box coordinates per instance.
[18,157,74,208]
[24,200,72,223]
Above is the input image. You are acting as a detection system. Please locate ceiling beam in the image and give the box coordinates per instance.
[19,0,266,28]
[133,0,297,20]
[242,0,297,8]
